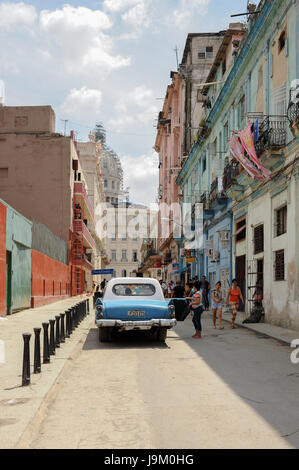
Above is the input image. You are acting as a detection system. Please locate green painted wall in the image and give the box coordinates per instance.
[1,198,32,313]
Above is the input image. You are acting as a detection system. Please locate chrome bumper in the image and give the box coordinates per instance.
[95,319,177,330]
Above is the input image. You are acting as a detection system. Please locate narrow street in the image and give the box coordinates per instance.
[28,315,299,449]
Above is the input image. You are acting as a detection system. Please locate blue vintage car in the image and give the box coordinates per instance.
[95,277,177,342]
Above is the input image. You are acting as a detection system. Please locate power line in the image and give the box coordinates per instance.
[59,119,154,137]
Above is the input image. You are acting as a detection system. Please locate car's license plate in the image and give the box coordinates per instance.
[127,310,146,317]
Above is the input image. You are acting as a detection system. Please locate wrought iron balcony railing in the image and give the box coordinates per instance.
[222,161,240,191]
[287,101,299,122]
[255,116,287,157]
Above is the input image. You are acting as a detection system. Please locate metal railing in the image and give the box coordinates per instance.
[287,101,299,123]
[255,116,287,157]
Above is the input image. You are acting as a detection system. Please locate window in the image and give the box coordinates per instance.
[106,197,110,202]
[112,181,115,189]
[122,235,127,241]
[198,46,213,59]
[111,250,116,261]
[206,46,213,59]
[112,283,155,296]
[254,224,264,254]
[132,251,138,262]
[275,205,287,237]
[238,96,245,128]
[104,179,108,188]
[121,270,127,277]
[274,250,285,281]
[278,30,286,53]
[0,168,8,178]
[121,250,127,262]
[223,122,228,150]
[202,155,206,173]
[236,218,246,242]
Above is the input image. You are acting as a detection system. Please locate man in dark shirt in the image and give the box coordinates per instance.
[199,275,210,310]
[172,281,185,298]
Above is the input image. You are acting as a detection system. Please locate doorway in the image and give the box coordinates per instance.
[236,254,246,311]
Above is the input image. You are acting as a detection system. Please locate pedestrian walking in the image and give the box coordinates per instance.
[226,279,244,328]
[211,281,224,329]
[184,282,193,302]
[167,282,173,298]
[100,278,106,291]
[185,280,204,339]
[199,275,210,310]
[172,281,185,298]
[160,279,168,297]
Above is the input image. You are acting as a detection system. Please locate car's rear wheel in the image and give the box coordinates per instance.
[157,327,167,342]
[99,327,112,343]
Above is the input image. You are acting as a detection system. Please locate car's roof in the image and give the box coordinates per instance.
[103,277,165,301]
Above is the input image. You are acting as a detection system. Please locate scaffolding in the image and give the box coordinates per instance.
[71,197,84,296]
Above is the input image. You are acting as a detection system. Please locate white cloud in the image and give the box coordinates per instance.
[0,2,37,30]
[39,4,130,75]
[109,85,158,130]
[40,4,112,31]
[172,0,211,29]
[120,151,158,205]
[60,86,102,121]
[121,1,150,28]
[103,0,140,13]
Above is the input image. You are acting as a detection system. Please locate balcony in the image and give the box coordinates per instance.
[222,161,240,191]
[255,116,287,157]
[287,101,299,136]
[74,182,94,221]
[73,219,97,250]
[82,256,94,271]
[209,178,228,209]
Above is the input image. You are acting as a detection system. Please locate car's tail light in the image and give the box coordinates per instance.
[169,305,175,318]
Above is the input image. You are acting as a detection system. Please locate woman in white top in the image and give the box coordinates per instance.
[211,281,224,329]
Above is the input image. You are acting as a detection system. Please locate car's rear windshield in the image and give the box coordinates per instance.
[112,284,156,296]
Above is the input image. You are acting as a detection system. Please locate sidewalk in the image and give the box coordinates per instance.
[208,308,299,346]
[0,295,93,449]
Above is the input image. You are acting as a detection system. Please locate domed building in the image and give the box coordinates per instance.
[101,148,125,204]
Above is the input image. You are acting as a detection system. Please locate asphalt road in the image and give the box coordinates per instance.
[29,314,299,449]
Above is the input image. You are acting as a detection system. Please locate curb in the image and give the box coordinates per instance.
[206,310,294,347]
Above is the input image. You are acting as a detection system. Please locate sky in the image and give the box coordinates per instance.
[0,0,248,205]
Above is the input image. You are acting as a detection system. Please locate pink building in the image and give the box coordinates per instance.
[155,71,184,281]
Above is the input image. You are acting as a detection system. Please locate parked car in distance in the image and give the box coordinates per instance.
[95,277,177,342]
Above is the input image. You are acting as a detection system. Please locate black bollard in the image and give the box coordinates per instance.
[49,319,56,355]
[69,308,73,334]
[55,316,60,348]
[65,310,70,338]
[33,328,41,374]
[60,313,65,343]
[87,298,90,315]
[42,322,50,364]
[22,333,31,386]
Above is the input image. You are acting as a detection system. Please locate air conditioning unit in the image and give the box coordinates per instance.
[220,231,230,241]
[180,248,186,257]
[210,250,219,262]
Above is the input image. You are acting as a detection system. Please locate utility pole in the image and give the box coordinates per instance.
[174,46,179,70]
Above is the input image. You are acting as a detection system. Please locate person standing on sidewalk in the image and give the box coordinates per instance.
[200,275,210,310]
[226,279,244,328]
[185,280,204,339]
[211,281,224,329]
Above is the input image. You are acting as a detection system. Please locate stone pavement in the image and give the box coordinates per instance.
[0,295,93,449]
[208,307,299,346]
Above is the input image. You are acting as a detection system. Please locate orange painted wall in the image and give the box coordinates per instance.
[0,203,6,316]
[31,250,70,298]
